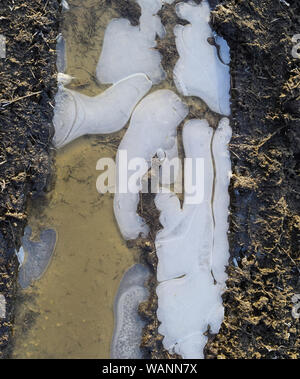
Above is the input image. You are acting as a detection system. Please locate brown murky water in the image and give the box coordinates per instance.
[12,136,137,359]
[12,137,137,359]
[61,0,130,96]
[12,1,137,359]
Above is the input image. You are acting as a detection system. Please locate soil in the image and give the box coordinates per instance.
[205,0,300,359]
[0,0,59,358]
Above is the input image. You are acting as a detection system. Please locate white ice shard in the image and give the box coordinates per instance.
[111,264,149,359]
[53,73,152,148]
[114,90,188,240]
[211,117,232,284]
[173,0,231,115]
[57,73,74,86]
[56,34,67,73]
[96,0,166,85]
[16,246,25,266]
[61,0,69,11]
[215,34,231,65]
[156,118,232,359]
[0,294,5,319]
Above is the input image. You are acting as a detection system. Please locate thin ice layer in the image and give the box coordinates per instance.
[0,294,5,319]
[160,138,180,186]
[156,119,214,282]
[96,0,166,85]
[211,117,232,284]
[53,73,152,148]
[114,89,188,240]
[156,118,232,359]
[111,264,149,359]
[173,0,230,115]
[56,34,67,73]
[18,227,57,289]
[157,271,224,358]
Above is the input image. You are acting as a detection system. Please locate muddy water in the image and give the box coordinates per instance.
[12,137,137,359]
[12,0,138,359]
[61,0,133,95]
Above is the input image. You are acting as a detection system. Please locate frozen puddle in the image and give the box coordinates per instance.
[173,1,230,115]
[23,0,232,359]
[156,118,232,358]
[96,0,166,85]
[154,2,231,358]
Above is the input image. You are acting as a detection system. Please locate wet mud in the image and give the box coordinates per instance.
[205,0,300,359]
[0,0,59,358]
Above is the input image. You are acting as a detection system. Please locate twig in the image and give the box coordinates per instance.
[0,91,42,107]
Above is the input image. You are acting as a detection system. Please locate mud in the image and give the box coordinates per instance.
[0,0,59,358]
[205,0,300,359]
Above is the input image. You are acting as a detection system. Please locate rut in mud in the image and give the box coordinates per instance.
[0,0,59,358]
[205,0,300,359]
